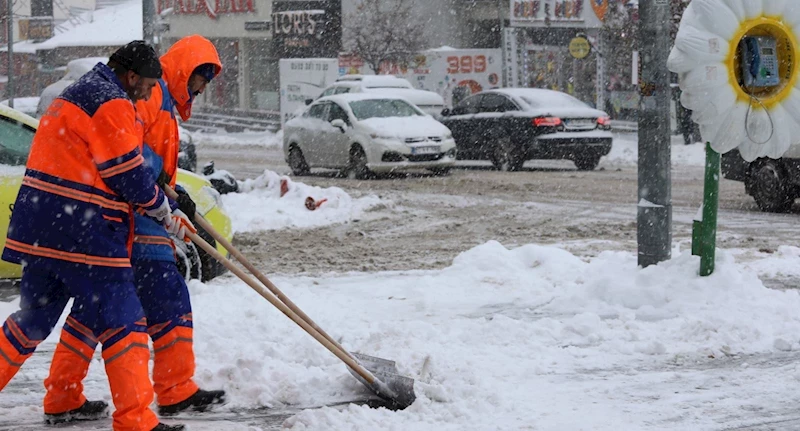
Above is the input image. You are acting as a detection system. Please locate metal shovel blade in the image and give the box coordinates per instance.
[346,352,416,410]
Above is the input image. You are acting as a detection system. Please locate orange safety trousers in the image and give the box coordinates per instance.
[0,266,159,431]
[46,260,198,409]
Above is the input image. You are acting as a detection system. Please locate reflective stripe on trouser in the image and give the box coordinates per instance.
[23,265,159,431]
[102,330,157,431]
[0,266,72,390]
[43,317,97,414]
[136,260,197,406]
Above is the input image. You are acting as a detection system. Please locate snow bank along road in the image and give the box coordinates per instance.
[200,133,799,290]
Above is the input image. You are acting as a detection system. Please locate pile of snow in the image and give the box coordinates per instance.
[604,132,706,167]
[3,243,800,428]
[222,170,384,232]
[191,129,282,148]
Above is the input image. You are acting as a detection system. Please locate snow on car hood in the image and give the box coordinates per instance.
[359,115,451,139]
[363,88,445,106]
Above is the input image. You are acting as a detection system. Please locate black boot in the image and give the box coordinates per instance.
[158,389,226,415]
[44,400,109,424]
[151,424,186,431]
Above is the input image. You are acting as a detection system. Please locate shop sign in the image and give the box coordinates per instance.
[272,0,342,58]
[157,0,255,19]
[272,10,325,37]
[569,36,591,59]
[590,0,608,21]
[511,0,594,27]
[502,27,519,87]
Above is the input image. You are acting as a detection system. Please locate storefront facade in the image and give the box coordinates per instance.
[159,0,341,112]
[505,0,638,116]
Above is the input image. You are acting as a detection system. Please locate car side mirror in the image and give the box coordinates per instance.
[440,108,451,117]
[330,119,347,132]
[305,99,313,106]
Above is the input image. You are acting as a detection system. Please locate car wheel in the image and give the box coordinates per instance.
[195,225,225,282]
[490,136,524,172]
[178,140,197,172]
[749,159,795,213]
[288,145,310,176]
[347,145,371,180]
[174,237,202,281]
[574,154,601,171]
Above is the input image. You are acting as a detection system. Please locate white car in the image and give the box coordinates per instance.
[283,93,457,178]
[318,75,446,117]
[37,57,108,117]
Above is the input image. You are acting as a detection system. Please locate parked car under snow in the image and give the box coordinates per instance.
[283,93,456,178]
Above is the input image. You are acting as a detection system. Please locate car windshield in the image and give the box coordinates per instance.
[520,93,590,109]
[349,99,421,120]
[0,116,34,165]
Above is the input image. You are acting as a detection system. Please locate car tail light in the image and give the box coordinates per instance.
[597,116,612,127]
[533,117,562,127]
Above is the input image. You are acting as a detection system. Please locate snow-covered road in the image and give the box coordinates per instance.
[3,130,800,430]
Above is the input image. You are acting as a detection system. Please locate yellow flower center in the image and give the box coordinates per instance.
[727,16,799,109]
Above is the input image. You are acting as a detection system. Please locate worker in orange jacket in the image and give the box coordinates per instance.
[0,41,188,431]
[43,35,225,423]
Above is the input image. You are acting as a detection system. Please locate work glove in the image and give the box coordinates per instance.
[156,170,171,189]
[164,209,197,243]
[145,197,171,222]
[175,188,197,220]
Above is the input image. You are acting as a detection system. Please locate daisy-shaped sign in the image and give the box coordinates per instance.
[668,0,800,161]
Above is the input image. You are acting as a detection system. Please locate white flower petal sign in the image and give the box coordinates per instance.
[669,0,800,161]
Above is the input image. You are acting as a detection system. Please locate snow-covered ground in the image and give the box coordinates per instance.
[1,169,800,430]
[3,239,800,430]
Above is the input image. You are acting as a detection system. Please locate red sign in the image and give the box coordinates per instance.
[157,0,255,19]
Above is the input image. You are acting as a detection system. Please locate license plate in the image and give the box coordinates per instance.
[410,145,440,155]
[566,119,595,128]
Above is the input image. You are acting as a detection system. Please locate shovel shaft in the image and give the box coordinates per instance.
[182,229,379,384]
[165,186,359,363]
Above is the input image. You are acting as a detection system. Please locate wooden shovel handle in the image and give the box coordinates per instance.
[183,229,377,384]
[165,185,359,362]
[164,186,375,383]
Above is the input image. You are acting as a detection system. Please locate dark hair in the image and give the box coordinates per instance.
[108,40,162,79]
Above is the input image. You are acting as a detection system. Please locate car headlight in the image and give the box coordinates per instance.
[202,185,224,210]
[444,133,453,140]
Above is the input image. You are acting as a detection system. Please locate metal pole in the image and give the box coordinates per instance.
[6,0,12,109]
[699,143,720,276]
[637,0,671,267]
[142,0,155,46]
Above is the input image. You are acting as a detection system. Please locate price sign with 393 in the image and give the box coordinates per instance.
[446,55,487,74]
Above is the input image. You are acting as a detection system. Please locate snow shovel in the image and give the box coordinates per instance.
[164,186,415,409]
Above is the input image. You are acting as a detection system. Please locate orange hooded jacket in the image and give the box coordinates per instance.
[132,35,221,262]
[136,35,222,187]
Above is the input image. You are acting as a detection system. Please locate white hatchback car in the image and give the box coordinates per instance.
[283,93,457,178]
[318,75,446,117]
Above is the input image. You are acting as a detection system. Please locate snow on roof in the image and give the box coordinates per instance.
[0,40,40,54]
[34,0,142,50]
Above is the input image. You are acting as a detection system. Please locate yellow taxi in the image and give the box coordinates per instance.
[0,104,232,281]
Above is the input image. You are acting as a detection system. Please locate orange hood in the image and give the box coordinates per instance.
[160,35,222,121]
